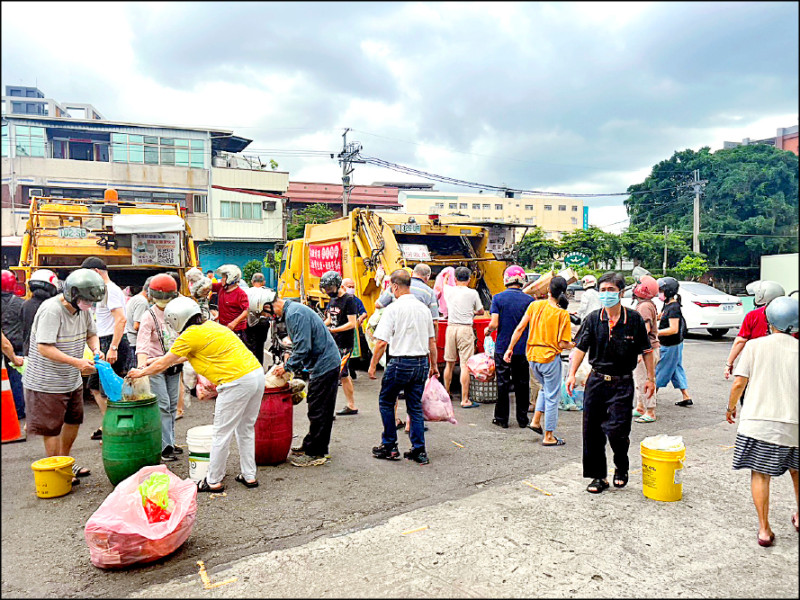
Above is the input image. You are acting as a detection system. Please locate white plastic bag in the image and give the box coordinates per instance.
[641,434,685,452]
[421,376,457,424]
[264,365,293,389]
[569,348,591,388]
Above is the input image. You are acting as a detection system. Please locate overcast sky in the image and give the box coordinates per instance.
[2,1,798,230]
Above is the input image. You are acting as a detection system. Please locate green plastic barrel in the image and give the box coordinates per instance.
[102,396,161,485]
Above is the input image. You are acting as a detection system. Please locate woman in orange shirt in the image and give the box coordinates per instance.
[505,276,574,446]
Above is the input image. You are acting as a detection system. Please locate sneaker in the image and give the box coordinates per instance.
[404,447,430,465]
[290,445,306,456]
[290,454,329,467]
[172,446,184,455]
[161,446,178,462]
[90,428,103,440]
[336,406,359,416]
[372,443,401,460]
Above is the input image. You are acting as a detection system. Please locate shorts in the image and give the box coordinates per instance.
[445,324,475,364]
[24,386,84,437]
[338,347,353,379]
[87,335,131,393]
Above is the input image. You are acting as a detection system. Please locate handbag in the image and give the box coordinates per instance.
[149,308,183,376]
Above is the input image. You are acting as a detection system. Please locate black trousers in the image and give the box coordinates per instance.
[582,372,634,479]
[493,352,530,426]
[246,321,271,367]
[301,367,340,457]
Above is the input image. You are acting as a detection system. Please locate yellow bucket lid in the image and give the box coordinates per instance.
[31,456,75,471]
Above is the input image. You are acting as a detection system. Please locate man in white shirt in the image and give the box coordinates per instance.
[82,257,131,440]
[369,270,439,465]
[125,277,152,371]
[442,266,484,407]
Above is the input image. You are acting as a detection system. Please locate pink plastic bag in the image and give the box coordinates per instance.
[467,352,495,381]
[421,376,457,424]
[196,374,218,401]
[433,267,457,318]
[84,465,198,569]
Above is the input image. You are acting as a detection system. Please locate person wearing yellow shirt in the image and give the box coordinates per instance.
[128,296,265,492]
[504,276,574,447]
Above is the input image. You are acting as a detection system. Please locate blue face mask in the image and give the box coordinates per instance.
[598,291,620,308]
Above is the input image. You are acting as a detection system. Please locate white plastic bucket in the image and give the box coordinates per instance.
[187,425,214,483]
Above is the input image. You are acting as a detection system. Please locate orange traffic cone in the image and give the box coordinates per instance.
[2,366,25,443]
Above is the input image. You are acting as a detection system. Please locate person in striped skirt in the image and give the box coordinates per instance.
[726,296,799,548]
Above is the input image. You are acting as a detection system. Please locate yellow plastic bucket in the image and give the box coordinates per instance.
[31,456,75,499]
[640,443,685,502]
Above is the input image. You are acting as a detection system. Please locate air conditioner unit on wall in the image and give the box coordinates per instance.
[28,188,44,198]
[262,200,277,211]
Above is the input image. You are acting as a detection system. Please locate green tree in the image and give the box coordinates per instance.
[269,159,279,170]
[673,253,708,281]
[242,259,264,284]
[625,145,799,267]
[287,204,336,240]
[619,226,691,270]
[559,226,620,269]
[515,227,559,268]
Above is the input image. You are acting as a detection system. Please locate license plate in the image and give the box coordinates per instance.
[58,226,87,239]
[722,304,735,311]
[397,223,421,234]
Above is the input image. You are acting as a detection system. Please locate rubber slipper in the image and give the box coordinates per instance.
[675,398,693,407]
[792,513,799,532]
[632,410,643,418]
[528,424,544,435]
[635,415,656,423]
[757,533,775,547]
[461,402,480,409]
[613,469,628,488]
[235,474,259,488]
[542,437,565,447]
[71,477,80,486]
[72,465,91,477]
[197,478,225,493]
[586,478,609,494]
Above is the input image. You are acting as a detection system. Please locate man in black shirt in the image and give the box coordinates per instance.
[567,272,656,494]
[321,271,359,416]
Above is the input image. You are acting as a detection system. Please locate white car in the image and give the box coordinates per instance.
[622,281,745,338]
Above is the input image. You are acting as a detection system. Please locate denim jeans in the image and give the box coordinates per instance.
[379,357,429,451]
[4,356,25,419]
[149,371,181,451]
[530,357,562,433]
[656,343,688,390]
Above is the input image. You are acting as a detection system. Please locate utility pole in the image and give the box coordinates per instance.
[337,128,364,217]
[663,225,669,273]
[691,169,708,254]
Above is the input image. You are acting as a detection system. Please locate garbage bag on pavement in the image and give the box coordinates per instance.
[421,376,457,424]
[84,465,197,569]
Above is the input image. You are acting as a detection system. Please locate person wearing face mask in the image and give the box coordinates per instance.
[22,268,104,485]
[655,277,693,407]
[567,272,655,494]
[134,274,182,462]
[505,276,574,445]
[266,292,343,467]
[632,276,661,423]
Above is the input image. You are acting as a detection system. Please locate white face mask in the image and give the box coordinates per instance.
[77,299,94,312]
[345,287,355,295]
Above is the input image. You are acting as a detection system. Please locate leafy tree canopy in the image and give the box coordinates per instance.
[559,226,620,269]
[624,144,798,267]
[287,204,337,240]
[515,227,559,268]
[242,259,264,283]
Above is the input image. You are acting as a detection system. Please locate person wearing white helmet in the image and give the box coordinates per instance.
[212,264,250,342]
[128,295,265,491]
[245,281,273,368]
[724,280,789,379]
[726,296,799,547]
[576,274,601,323]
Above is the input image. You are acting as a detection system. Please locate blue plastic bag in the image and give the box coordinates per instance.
[559,380,583,411]
[483,337,496,356]
[94,356,123,402]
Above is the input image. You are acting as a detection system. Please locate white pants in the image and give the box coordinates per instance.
[206,368,266,485]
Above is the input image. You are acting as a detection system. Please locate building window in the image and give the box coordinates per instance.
[193,194,207,213]
[449,203,457,209]
[459,203,468,209]
[544,205,552,211]
[14,125,46,157]
[525,204,533,210]
[482,203,490,210]
[220,201,240,219]
[572,205,578,212]
[525,218,533,224]
[111,134,204,168]
[434,202,444,209]
[571,217,578,225]
[472,203,480,210]
[220,201,261,220]
[495,203,503,211]
[1,125,8,157]
[558,205,566,211]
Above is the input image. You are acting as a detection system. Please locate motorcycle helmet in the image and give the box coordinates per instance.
[28,269,59,297]
[657,276,680,299]
[503,265,527,287]
[320,271,343,295]
[247,286,277,315]
[63,269,106,309]
[148,273,179,302]
[164,296,202,333]
[633,275,659,300]
[752,280,785,307]
[582,274,598,290]
[1,270,16,293]
[215,264,242,287]
[765,296,798,334]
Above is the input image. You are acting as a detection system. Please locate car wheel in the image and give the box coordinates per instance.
[707,328,729,338]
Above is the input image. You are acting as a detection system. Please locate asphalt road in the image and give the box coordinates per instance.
[1,330,742,598]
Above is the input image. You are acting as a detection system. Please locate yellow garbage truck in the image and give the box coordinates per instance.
[11,189,199,295]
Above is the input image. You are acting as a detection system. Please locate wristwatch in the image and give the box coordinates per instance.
[110,345,118,351]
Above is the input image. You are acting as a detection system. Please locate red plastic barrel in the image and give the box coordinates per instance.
[436,317,497,361]
[254,386,293,466]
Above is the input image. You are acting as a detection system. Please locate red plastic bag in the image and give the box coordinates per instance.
[467,352,495,381]
[84,465,197,569]
[421,376,457,424]
[196,374,218,401]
